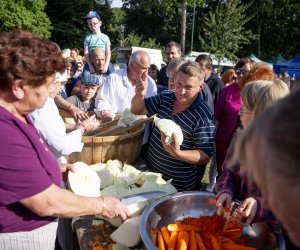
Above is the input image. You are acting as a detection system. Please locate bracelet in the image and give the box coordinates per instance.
[100,196,106,215]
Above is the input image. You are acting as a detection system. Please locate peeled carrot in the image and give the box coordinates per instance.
[161,226,171,245]
[223,242,257,250]
[168,231,179,250]
[195,233,207,250]
[167,223,200,232]
[158,231,166,250]
[189,231,197,250]
[176,231,189,250]
[210,236,220,250]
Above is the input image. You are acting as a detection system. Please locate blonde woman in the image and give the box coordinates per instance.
[215,79,289,225]
[237,88,300,247]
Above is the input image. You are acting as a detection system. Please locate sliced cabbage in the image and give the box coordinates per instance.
[141,181,177,194]
[89,162,114,189]
[117,108,137,127]
[136,172,167,186]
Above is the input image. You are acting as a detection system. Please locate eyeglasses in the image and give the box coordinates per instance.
[236,69,249,75]
[238,106,252,115]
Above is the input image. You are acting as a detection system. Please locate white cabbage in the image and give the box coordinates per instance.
[117,108,137,127]
[154,117,184,145]
[89,163,114,189]
[141,181,177,194]
[136,172,166,186]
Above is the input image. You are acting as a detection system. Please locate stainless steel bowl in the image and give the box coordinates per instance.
[140,191,285,250]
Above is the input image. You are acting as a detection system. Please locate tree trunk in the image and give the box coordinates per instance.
[180,0,187,54]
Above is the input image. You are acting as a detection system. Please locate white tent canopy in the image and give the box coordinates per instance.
[184,51,235,67]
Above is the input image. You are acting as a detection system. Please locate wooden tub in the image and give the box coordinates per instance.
[66,119,145,165]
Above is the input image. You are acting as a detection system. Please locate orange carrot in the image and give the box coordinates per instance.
[210,236,220,250]
[176,231,189,250]
[168,223,200,232]
[189,231,197,250]
[223,242,257,250]
[158,231,166,250]
[195,233,207,250]
[161,226,171,245]
[168,231,179,250]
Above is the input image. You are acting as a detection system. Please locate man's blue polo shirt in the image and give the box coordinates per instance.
[145,90,216,191]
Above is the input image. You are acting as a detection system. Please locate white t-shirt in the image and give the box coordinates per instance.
[30,97,83,159]
[95,68,157,114]
[95,68,157,144]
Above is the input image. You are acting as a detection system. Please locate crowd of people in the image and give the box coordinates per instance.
[1,9,300,250]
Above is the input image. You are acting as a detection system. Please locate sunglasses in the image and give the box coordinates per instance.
[236,69,249,75]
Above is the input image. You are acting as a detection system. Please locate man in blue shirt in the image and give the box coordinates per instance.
[131,62,216,191]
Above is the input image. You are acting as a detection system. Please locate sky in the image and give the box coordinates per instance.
[111,0,123,8]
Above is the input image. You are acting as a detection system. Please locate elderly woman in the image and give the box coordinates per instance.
[215,79,289,225]
[236,88,300,247]
[0,30,129,249]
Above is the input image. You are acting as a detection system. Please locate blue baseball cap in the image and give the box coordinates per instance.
[83,11,101,21]
[82,73,101,86]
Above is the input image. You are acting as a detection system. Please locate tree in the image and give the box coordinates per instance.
[198,0,255,64]
[242,0,300,60]
[0,0,51,37]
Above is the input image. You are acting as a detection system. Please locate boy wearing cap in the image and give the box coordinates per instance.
[83,10,111,74]
[67,73,101,114]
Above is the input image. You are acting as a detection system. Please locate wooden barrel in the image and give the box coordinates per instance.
[67,123,145,165]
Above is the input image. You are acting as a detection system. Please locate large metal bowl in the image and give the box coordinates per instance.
[140,191,285,250]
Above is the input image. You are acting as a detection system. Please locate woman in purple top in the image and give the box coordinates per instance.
[214,58,254,176]
[0,30,129,250]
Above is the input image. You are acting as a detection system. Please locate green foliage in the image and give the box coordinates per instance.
[242,0,300,60]
[198,0,255,63]
[115,32,161,49]
[0,0,51,37]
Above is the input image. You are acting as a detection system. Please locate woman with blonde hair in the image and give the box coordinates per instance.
[237,88,300,247]
[215,79,289,225]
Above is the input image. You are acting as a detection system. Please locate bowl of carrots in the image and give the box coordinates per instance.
[140,191,285,250]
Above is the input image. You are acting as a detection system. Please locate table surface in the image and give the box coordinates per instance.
[74,216,117,250]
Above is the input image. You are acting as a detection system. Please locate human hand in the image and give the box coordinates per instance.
[100,196,130,221]
[237,197,257,225]
[216,193,232,215]
[97,110,114,123]
[160,133,180,158]
[135,72,148,96]
[69,105,89,122]
[60,163,76,173]
[81,114,100,133]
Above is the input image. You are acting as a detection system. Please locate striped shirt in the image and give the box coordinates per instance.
[145,91,216,191]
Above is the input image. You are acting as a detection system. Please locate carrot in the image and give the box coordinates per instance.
[161,226,171,245]
[189,231,197,250]
[168,231,179,250]
[167,223,200,232]
[223,242,257,250]
[176,231,189,250]
[195,233,207,250]
[210,236,220,250]
[158,231,166,250]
